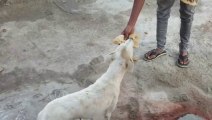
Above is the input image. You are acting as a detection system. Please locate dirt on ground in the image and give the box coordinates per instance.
[0,0,212,120]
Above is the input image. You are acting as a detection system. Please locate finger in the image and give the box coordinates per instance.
[121,31,127,39]
[124,33,129,40]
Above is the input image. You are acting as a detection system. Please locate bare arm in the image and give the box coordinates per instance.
[122,0,145,38]
[128,0,145,26]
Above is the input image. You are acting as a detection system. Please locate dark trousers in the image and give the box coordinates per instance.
[156,0,196,52]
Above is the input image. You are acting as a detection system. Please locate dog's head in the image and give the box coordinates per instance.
[106,39,134,72]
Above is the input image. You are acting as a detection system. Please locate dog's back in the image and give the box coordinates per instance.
[37,81,116,120]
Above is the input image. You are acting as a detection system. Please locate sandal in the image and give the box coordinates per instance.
[144,49,167,61]
[176,54,190,68]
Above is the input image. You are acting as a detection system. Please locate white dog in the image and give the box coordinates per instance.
[37,39,135,120]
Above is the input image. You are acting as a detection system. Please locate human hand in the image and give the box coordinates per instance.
[121,25,134,40]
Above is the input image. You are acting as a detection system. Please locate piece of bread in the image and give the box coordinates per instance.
[112,34,140,48]
[129,34,140,48]
[112,35,125,45]
[181,0,198,6]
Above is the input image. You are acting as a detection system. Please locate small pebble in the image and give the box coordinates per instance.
[2,29,7,32]
[146,3,150,6]
[0,66,4,73]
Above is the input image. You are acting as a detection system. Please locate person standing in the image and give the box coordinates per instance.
[122,0,197,68]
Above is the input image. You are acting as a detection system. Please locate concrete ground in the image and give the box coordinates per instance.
[0,0,212,120]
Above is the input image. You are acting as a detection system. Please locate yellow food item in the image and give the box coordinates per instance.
[112,35,125,45]
[129,34,140,48]
[112,34,140,48]
[181,0,198,6]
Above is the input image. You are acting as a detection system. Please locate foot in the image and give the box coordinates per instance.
[144,48,167,61]
[176,51,190,68]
